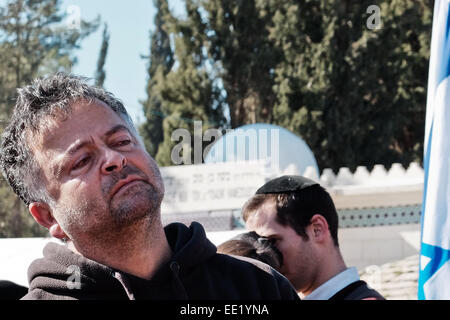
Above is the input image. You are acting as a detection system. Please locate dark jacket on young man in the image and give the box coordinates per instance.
[21,222,299,300]
[329,280,385,300]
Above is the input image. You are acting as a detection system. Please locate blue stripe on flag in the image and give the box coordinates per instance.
[418,0,450,300]
[418,242,450,299]
[420,244,450,278]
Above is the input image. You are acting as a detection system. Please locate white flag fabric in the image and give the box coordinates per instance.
[418,0,450,300]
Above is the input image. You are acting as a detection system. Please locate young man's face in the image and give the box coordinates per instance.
[31,99,164,246]
[245,199,319,294]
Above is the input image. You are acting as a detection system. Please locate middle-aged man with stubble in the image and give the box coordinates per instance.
[0,73,299,300]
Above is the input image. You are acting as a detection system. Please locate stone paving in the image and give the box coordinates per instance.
[359,254,419,300]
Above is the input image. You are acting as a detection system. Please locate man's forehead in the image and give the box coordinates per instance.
[246,199,277,229]
[34,100,127,150]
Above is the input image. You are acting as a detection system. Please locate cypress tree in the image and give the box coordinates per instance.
[141,0,432,171]
[140,0,174,158]
[94,23,109,87]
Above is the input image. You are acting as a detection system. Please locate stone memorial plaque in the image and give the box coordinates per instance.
[160,161,269,214]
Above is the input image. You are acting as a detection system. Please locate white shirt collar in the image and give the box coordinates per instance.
[302,267,360,300]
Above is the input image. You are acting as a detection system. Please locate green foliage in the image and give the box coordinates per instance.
[200,0,280,127]
[0,0,99,237]
[265,0,432,171]
[141,0,226,164]
[140,0,174,158]
[94,23,109,87]
[143,0,432,171]
[0,178,48,237]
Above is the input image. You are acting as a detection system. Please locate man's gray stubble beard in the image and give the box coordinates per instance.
[102,164,163,225]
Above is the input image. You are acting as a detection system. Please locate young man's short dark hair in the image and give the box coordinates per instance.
[242,183,340,247]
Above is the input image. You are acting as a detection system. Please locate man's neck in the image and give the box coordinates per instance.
[301,247,347,297]
[67,217,172,280]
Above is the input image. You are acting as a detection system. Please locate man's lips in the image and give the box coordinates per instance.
[110,176,146,196]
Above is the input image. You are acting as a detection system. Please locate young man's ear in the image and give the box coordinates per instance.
[29,202,67,239]
[308,214,329,243]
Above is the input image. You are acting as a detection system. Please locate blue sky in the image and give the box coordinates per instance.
[61,0,184,124]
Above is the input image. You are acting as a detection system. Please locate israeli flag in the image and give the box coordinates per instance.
[418,0,450,300]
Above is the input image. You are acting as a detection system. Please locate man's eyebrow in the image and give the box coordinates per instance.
[66,138,95,156]
[64,125,131,157]
[52,137,95,178]
[103,124,132,139]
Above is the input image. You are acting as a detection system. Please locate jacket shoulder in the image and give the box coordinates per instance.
[350,281,385,300]
[330,280,385,300]
[208,253,299,300]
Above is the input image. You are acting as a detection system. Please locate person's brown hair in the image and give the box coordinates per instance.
[217,231,282,271]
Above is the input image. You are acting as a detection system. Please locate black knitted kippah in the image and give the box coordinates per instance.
[255,175,319,194]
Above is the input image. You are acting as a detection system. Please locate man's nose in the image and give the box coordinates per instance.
[101,149,127,174]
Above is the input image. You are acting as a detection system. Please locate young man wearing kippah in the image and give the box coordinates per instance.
[242,175,384,300]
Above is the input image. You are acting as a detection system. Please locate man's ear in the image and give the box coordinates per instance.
[29,202,68,240]
[308,214,329,243]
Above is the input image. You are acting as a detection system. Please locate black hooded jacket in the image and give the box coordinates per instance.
[22,222,299,300]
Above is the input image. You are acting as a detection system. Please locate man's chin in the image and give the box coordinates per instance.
[110,186,162,225]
